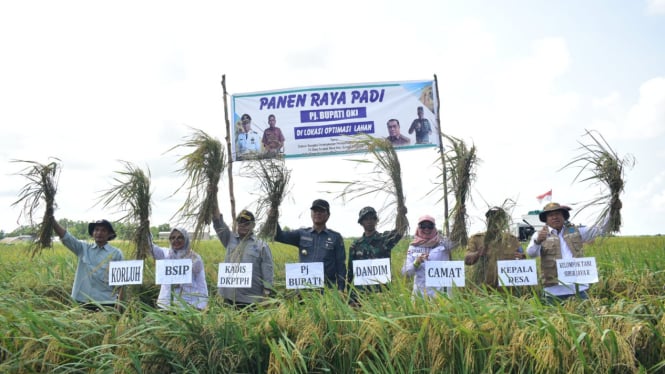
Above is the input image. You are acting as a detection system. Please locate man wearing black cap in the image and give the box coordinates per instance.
[347,206,403,303]
[213,203,274,309]
[274,199,346,290]
[526,202,610,302]
[51,216,124,310]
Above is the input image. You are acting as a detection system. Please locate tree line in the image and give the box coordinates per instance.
[3,219,171,240]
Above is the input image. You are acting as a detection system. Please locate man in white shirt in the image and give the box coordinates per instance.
[526,202,608,303]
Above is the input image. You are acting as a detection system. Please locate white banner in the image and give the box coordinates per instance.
[155,259,193,285]
[217,263,253,288]
[352,258,391,286]
[285,262,324,289]
[556,257,599,284]
[109,260,143,286]
[425,260,466,288]
[231,80,439,160]
[497,259,538,287]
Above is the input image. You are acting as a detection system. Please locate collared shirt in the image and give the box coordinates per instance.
[236,130,261,156]
[347,229,402,285]
[150,244,208,310]
[401,237,455,297]
[61,232,124,304]
[262,127,285,152]
[213,214,274,305]
[527,218,606,296]
[275,224,346,290]
[386,134,411,146]
[409,118,432,144]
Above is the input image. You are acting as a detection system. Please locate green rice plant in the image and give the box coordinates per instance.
[321,135,409,236]
[10,158,61,256]
[97,161,152,260]
[240,157,292,239]
[563,129,634,233]
[168,128,226,242]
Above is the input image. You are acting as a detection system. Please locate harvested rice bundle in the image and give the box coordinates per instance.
[563,129,633,233]
[97,161,152,259]
[323,135,409,236]
[441,134,478,246]
[169,128,226,242]
[241,157,291,239]
[11,158,61,256]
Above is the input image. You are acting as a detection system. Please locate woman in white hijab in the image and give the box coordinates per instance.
[150,227,208,310]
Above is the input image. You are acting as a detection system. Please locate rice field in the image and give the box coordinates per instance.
[1,235,664,373]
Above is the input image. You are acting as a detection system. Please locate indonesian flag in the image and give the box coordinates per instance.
[537,190,552,204]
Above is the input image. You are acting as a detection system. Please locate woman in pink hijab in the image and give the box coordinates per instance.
[401,215,456,297]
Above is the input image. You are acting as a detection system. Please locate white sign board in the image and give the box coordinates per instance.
[556,257,599,284]
[497,259,538,287]
[352,258,391,286]
[285,262,324,289]
[109,260,144,286]
[425,260,465,288]
[218,263,253,288]
[155,259,193,285]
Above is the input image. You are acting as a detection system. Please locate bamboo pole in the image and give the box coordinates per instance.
[433,74,450,236]
[221,75,237,231]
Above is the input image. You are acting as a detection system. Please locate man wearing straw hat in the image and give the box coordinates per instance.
[274,199,347,291]
[51,216,124,310]
[526,202,611,303]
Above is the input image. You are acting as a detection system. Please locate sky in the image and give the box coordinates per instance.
[1,0,664,239]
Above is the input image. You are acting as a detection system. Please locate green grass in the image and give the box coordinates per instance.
[1,236,665,373]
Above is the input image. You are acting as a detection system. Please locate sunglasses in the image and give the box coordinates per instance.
[169,235,184,241]
[419,222,435,230]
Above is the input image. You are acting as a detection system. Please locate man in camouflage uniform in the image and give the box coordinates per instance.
[465,207,524,289]
[347,207,403,304]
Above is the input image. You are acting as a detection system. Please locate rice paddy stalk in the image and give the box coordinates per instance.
[562,129,633,233]
[440,134,478,246]
[11,158,61,256]
[320,134,409,236]
[97,161,152,260]
[240,157,292,239]
[168,128,226,242]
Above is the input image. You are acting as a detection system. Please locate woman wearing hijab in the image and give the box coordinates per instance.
[150,227,208,310]
[401,215,456,298]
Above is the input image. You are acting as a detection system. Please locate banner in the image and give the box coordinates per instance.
[231,80,439,160]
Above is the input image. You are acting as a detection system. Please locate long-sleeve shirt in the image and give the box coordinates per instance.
[401,237,455,297]
[213,214,274,304]
[275,223,346,290]
[347,229,402,290]
[526,217,607,296]
[61,232,124,304]
[150,244,208,310]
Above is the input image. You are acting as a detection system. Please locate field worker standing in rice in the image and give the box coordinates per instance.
[148,227,208,310]
[274,199,347,291]
[52,216,124,311]
[465,207,525,288]
[213,202,274,309]
[347,206,404,306]
[402,215,457,298]
[527,201,616,303]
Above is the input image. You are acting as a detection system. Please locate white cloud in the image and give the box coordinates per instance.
[624,77,665,138]
[646,0,665,14]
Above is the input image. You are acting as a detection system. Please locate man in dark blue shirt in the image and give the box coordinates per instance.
[274,199,346,290]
